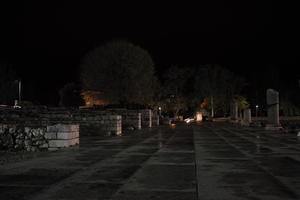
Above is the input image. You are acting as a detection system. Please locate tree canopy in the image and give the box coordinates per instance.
[194,64,246,117]
[161,66,194,117]
[59,82,85,107]
[80,40,156,105]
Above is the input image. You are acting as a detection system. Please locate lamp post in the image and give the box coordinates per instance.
[255,105,259,118]
[18,80,21,103]
[14,80,21,105]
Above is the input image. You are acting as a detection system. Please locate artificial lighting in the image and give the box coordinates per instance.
[196,112,202,122]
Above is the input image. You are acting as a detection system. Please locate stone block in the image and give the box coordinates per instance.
[56,132,76,140]
[39,143,49,148]
[45,132,57,139]
[48,140,71,148]
[71,138,80,146]
[47,124,79,132]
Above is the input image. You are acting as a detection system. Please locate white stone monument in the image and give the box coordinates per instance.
[265,89,282,130]
[241,109,251,126]
[230,101,239,122]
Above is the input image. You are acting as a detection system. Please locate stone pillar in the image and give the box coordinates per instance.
[140,109,152,128]
[265,89,282,130]
[46,124,80,151]
[152,111,160,126]
[230,101,238,121]
[241,109,251,126]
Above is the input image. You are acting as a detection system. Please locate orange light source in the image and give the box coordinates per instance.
[196,112,202,122]
[170,123,176,128]
[81,90,109,106]
[200,99,209,108]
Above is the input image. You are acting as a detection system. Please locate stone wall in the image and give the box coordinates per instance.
[45,124,79,151]
[0,123,79,151]
[0,108,122,136]
[106,109,141,130]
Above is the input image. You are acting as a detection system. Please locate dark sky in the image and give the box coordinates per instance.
[1,1,299,105]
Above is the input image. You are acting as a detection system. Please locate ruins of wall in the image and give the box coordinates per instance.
[106,109,141,130]
[0,123,79,151]
[0,108,122,136]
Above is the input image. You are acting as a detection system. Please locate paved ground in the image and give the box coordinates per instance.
[1,122,300,200]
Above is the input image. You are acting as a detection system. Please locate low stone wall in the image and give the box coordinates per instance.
[0,123,79,151]
[106,109,141,130]
[45,124,79,151]
[0,109,122,136]
[40,110,122,136]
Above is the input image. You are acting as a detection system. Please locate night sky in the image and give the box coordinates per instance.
[1,1,299,105]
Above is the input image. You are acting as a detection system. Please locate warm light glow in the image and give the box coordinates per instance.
[196,112,202,121]
[201,99,209,108]
[81,90,109,106]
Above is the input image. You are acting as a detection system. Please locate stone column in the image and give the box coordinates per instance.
[140,109,152,128]
[230,101,238,121]
[241,109,251,126]
[265,89,281,130]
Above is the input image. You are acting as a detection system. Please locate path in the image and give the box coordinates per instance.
[1,122,300,200]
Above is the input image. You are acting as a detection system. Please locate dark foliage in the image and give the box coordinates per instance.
[80,40,156,105]
[59,83,85,107]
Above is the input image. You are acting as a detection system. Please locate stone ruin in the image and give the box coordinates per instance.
[230,101,239,122]
[265,89,282,130]
[46,124,79,151]
[241,109,251,126]
[0,124,79,151]
[0,107,158,151]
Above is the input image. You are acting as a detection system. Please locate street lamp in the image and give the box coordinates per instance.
[255,105,259,117]
[14,80,21,105]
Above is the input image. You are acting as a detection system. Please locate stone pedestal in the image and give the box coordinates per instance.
[241,109,251,126]
[230,101,239,122]
[140,109,152,128]
[46,124,80,150]
[265,89,282,130]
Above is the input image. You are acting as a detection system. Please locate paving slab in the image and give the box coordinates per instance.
[1,122,300,200]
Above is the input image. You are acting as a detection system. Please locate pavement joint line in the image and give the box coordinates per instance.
[192,126,201,200]
[110,130,188,198]
[0,184,45,187]
[118,188,196,192]
[207,124,300,199]
[220,127,300,162]
[144,163,194,166]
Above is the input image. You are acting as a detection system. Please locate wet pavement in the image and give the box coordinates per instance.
[1,122,300,200]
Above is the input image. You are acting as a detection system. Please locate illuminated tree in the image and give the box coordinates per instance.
[80,40,156,105]
[162,66,193,117]
[194,65,245,117]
